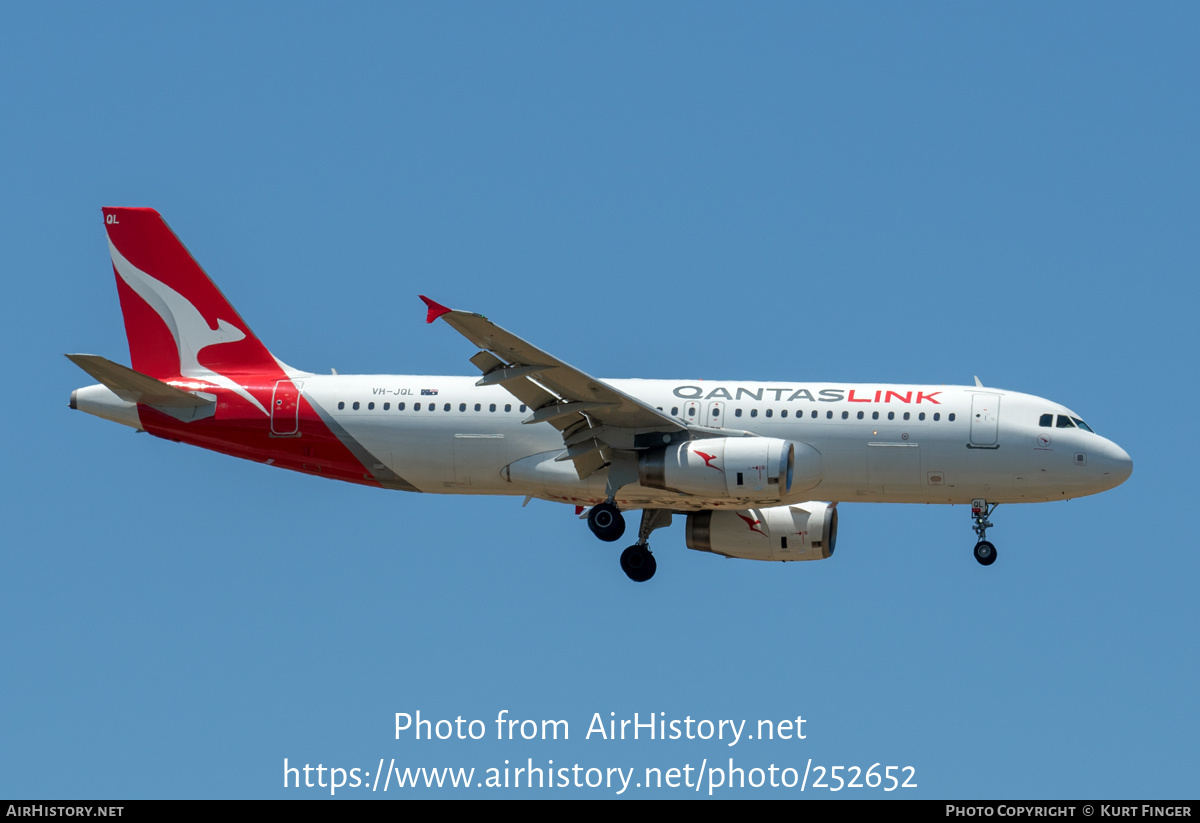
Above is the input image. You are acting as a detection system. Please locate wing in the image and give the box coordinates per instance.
[420,296,691,479]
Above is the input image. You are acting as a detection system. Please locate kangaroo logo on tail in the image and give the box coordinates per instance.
[108,239,268,415]
[103,207,284,415]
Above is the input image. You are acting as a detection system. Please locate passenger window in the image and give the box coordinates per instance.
[812,410,818,419]
[826,411,833,419]
[505,404,511,412]
[903,412,910,421]
[475,403,481,411]
[872,411,879,420]
[887,411,894,420]
[414,403,420,411]
[918,412,925,421]
[489,404,496,412]
[672,406,679,416]
[765,409,773,418]
[520,405,527,413]
[353,401,360,410]
[857,411,864,419]
[384,402,390,410]
[398,403,405,411]
[444,403,451,411]
[780,410,788,418]
[750,409,758,418]
[933,412,939,421]
[1039,414,1053,428]
[338,401,345,410]
[735,409,742,417]
[841,411,849,419]
[368,402,375,410]
[949,413,956,421]
[459,403,466,412]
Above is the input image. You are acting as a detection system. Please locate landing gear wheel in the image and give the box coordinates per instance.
[969,500,998,567]
[587,502,626,543]
[620,545,657,582]
[974,540,997,566]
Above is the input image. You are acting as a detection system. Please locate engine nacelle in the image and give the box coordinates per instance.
[638,437,821,500]
[685,502,838,562]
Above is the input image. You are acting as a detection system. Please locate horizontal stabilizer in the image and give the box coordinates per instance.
[65,354,212,408]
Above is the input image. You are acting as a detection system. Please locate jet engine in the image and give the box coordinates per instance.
[638,437,821,500]
[685,502,838,562]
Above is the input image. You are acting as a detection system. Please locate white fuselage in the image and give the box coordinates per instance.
[302,376,1131,510]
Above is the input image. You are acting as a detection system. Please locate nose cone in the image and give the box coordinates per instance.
[1102,441,1133,488]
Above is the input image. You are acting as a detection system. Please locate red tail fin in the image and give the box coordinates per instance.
[103,207,280,383]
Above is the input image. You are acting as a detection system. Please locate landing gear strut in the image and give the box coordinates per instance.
[619,509,672,583]
[971,498,998,566]
[587,501,626,542]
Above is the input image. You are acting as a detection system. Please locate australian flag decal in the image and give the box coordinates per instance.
[421,389,439,396]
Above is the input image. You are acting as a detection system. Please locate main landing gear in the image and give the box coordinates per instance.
[587,501,626,542]
[620,509,672,583]
[971,498,998,566]
[586,503,670,582]
[620,545,656,583]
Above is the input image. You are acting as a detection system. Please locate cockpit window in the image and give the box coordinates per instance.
[1071,417,1094,433]
[1056,415,1076,429]
[1039,414,1053,428]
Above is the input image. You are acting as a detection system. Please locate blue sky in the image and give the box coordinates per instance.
[2,3,1196,798]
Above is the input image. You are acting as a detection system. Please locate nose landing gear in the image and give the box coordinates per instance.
[971,498,998,566]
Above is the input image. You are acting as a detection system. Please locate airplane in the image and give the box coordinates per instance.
[69,207,1133,582]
